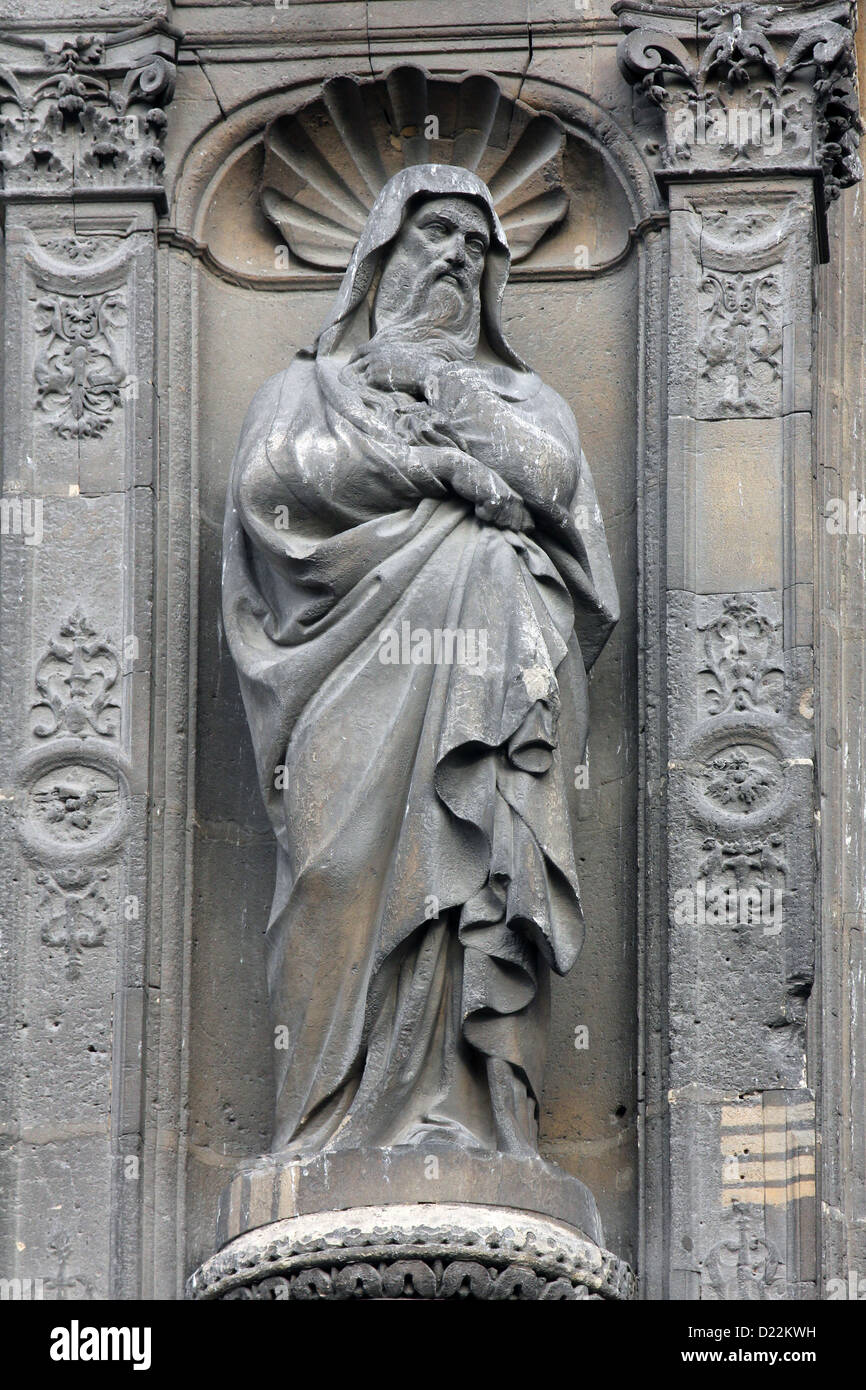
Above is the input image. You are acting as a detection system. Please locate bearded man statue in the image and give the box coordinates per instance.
[222,164,619,1168]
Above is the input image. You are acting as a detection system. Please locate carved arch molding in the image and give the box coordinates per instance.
[169,65,653,285]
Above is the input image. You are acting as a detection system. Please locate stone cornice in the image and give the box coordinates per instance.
[614,0,856,40]
[614,1,862,209]
[0,20,179,206]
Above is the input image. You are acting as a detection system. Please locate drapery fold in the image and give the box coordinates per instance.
[222,166,618,1156]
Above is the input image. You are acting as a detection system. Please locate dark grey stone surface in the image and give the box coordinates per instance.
[615,3,858,1299]
[216,1146,604,1248]
[0,0,861,1302]
[221,166,619,1184]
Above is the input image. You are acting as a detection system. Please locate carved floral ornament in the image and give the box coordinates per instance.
[703,1208,784,1300]
[34,865,111,981]
[698,596,784,718]
[33,289,128,439]
[18,610,131,979]
[677,728,791,843]
[0,24,177,194]
[697,267,783,415]
[15,744,130,865]
[700,744,782,815]
[615,2,863,203]
[32,609,120,741]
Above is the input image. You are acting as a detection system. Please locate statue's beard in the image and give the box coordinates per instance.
[371,255,481,361]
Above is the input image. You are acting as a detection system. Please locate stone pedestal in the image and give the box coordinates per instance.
[189,1202,634,1302]
[189,1147,634,1300]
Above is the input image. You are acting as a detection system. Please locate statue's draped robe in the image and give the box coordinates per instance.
[222,167,618,1156]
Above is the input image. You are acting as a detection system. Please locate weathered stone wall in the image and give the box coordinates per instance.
[0,0,863,1300]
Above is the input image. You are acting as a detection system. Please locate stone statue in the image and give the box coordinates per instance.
[222,164,618,1165]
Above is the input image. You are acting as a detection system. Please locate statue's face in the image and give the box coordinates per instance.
[395,196,490,294]
[372,195,491,346]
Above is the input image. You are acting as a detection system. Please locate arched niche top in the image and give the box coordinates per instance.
[172,68,654,285]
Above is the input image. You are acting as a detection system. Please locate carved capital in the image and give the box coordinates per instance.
[0,20,179,205]
[616,2,862,209]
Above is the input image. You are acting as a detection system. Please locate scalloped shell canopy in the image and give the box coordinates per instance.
[259,67,569,270]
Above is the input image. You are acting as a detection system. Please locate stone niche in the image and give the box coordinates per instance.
[1,0,862,1304]
[182,66,641,1280]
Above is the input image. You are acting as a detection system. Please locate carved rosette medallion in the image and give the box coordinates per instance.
[17,746,129,861]
[29,763,121,842]
[699,744,782,816]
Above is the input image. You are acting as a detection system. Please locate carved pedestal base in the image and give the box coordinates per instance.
[188,1202,635,1301]
[214,1145,605,1248]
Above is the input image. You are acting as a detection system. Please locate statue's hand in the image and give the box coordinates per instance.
[415,446,534,532]
[474,485,534,532]
[349,340,439,397]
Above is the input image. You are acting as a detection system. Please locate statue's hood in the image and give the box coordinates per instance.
[315,164,528,372]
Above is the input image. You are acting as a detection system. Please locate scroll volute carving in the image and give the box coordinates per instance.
[0,25,177,196]
[615,2,863,210]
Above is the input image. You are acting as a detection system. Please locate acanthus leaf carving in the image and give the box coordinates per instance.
[616,2,862,207]
[34,865,111,980]
[698,5,781,92]
[32,610,120,741]
[698,597,784,718]
[0,25,176,196]
[617,27,697,106]
[33,289,127,439]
